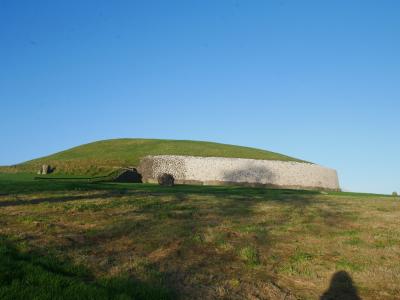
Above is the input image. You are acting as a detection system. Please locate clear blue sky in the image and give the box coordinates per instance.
[1,1,399,194]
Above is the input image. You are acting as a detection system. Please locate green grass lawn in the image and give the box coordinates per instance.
[0,236,172,300]
[0,173,399,299]
[0,138,306,175]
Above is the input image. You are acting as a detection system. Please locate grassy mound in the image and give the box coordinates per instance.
[3,139,305,175]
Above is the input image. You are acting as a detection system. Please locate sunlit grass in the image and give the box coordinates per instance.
[0,176,398,299]
[1,138,305,175]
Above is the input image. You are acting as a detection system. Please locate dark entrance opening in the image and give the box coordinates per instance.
[114,168,142,183]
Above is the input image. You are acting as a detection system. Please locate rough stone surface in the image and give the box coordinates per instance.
[157,173,175,186]
[37,165,55,175]
[42,165,49,175]
[38,164,53,175]
[139,155,340,191]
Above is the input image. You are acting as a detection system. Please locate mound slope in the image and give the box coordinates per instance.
[3,139,306,175]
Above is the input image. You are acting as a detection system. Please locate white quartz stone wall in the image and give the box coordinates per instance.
[141,155,340,190]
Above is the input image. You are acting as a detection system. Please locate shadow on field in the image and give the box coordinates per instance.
[321,271,361,300]
[0,171,321,199]
[0,179,320,207]
[0,235,174,299]
[55,187,322,299]
[0,192,122,207]
[1,175,347,298]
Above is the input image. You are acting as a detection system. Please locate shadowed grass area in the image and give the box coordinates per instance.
[0,138,306,175]
[0,173,388,198]
[0,172,324,197]
[0,174,398,299]
[0,237,173,300]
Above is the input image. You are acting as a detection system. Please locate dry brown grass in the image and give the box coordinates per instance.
[0,185,399,299]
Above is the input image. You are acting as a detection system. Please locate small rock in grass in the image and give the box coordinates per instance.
[39,164,54,175]
[157,173,174,186]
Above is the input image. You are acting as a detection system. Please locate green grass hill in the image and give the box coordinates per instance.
[1,138,306,175]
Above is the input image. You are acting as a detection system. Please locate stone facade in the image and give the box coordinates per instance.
[138,155,340,191]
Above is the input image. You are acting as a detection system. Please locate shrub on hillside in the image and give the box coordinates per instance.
[393,191,398,197]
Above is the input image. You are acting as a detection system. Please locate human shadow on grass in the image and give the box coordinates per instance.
[0,176,363,298]
[0,235,174,300]
[320,271,361,300]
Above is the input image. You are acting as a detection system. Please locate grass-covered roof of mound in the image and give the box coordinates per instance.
[6,139,308,175]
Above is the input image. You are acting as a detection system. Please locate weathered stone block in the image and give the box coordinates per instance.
[157,173,174,186]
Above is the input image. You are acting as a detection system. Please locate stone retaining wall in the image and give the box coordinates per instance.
[138,155,340,191]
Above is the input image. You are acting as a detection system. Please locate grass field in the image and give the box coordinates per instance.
[0,139,306,175]
[0,173,399,299]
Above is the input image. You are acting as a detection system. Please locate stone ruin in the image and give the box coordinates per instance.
[137,155,341,191]
[37,164,54,175]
